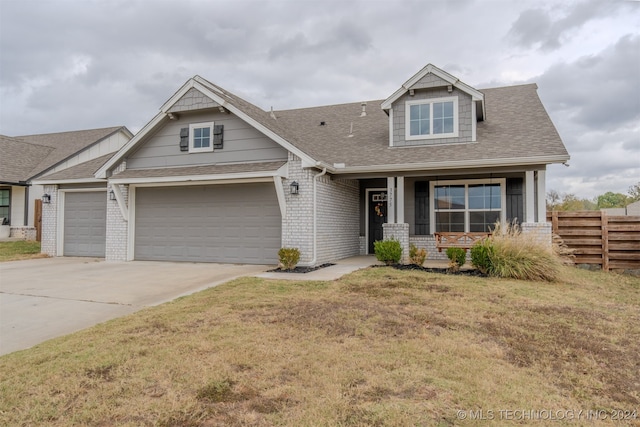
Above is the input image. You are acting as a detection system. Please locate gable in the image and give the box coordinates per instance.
[126,109,288,170]
[167,88,220,113]
[407,73,451,91]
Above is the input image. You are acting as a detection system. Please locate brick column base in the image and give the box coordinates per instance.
[521,222,552,249]
[383,223,410,264]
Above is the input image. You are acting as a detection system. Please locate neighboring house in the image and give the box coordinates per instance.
[0,127,132,239]
[602,200,640,216]
[38,64,569,265]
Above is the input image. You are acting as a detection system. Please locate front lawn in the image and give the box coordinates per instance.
[1,267,638,426]
[0,240,47,262]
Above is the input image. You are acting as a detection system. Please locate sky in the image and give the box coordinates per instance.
[0,0,638,200]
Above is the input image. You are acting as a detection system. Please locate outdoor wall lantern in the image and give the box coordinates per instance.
[42,194,51,204]
[290,181,299,195]
[109,190,116,201]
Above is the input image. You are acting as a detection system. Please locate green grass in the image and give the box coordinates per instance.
[0,240,47,262]
[1,266,639,426]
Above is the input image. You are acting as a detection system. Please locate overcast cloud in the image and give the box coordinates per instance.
[1,0,638,199]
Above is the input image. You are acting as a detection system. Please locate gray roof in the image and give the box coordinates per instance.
[37,153,116,181]
[111,161,287,180]
[0,135,54,184]
[13,126,129,180]
[271,84,568,170]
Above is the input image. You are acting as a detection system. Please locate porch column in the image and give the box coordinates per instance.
[387,177,395,224]
[536,170,546,223]
[525,170,535,223]
[396,176,405,223]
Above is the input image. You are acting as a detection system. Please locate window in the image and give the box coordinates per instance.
[189,122,214,153]
[0,188,10,225]
[431,179,505,233]
[406,97,458,140]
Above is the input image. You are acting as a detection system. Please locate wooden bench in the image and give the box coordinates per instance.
[434,232,491,252]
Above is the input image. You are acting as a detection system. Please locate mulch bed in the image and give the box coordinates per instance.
[267,263,335,274]
[376,263,487,277]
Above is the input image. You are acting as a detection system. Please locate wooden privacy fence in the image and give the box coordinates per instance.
[547,211,640,271]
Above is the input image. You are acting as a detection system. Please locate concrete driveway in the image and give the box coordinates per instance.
[0,257,268,356]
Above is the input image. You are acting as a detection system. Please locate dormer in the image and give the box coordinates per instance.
[381,64,485,147]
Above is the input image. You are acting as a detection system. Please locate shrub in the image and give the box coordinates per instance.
[374,239,402,265]
[471,221,562,281]
[446,247,466,271]
[278,247,300,270]
[409,243,427,266]
[470,239,493,274]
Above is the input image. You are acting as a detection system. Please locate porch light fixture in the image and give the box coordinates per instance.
[109,190,116,201]
[42,194,51,204]
[290,181,299,195]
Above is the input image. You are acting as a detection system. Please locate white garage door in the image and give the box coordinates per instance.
[134,183,281,264]
[63,191,107,257]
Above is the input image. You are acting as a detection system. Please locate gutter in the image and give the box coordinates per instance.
[298,167,327,267]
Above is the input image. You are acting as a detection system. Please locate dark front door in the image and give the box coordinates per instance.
[368,191,387,253]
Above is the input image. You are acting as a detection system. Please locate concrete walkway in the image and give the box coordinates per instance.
[255,255,382,281]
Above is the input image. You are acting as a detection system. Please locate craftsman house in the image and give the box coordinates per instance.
[37,64,569,265]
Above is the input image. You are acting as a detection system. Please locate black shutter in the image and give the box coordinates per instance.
[415,181,430,235]
[179,128,189,151]
[506,178,523,225]
[213,125,224,149]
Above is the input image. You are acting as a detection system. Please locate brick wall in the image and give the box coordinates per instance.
[40,185,58,256]
[409,236,448,261]
[521,222,552,249]
[281,153,360,266]
[316,174,360,265]
[105,184,129,261]
[281,154,314,264]
[383,223,410,263]
[9,227,37,240]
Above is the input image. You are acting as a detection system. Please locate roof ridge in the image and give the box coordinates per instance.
[15,125,124,138]
[275,99,385,113]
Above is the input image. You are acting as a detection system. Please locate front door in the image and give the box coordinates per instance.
[368,191,387,253]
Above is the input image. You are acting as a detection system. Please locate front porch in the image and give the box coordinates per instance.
[357,170,551,262]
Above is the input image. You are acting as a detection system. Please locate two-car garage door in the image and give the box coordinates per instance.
[133,183,281,264]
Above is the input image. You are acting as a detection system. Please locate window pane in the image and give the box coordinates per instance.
[470,211,500,232]
[420,104,430,118]
[201,128,210,138]
[433,119,443,134]
[443,117,453,133]
[435,185,465,209]
[410,120,420,136]
[433,102,443,119]
[410,105,419,120]
[443,101,454,116]
[436,212,465,232]
[469,184,501,209]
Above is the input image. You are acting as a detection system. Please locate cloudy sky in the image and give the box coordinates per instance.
[1,0,638,199]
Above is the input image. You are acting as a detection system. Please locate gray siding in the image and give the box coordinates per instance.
[127,110,288,169]
[392,87,473,147]
[168,87,220,113]
[409,73,451,90]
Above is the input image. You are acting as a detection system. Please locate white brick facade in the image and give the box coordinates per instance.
[9,227,37,240]
[521,222,553,249]
[409,236,448,261]
[41,185,58,256]
[383,223,410,263]
[105,184,129,261]
[281,154,315,264]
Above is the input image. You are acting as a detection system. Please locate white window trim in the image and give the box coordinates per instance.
[189,121,214,153]
[405,96,459,141]
[429,178,506,234]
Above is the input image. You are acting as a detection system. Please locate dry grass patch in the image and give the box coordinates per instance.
[0,266,638,426]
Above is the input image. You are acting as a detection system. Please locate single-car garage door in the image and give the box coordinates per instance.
[63,191,107,257]
[134,183,281,264]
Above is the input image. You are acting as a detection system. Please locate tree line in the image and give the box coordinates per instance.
[546,182,640,211]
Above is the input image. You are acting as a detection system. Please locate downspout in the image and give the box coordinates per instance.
[300,167,327,267]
